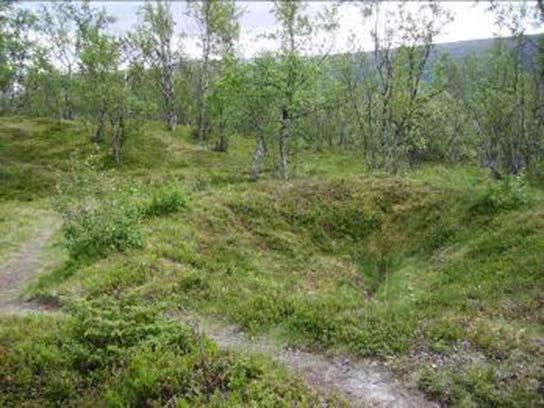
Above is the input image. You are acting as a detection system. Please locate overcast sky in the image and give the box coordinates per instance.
[20,1,544,58]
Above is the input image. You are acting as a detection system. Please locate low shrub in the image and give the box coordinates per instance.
[141,186,187,217]
[0,296,324,406]
[63,296,196,371]
[57,170,187,261]
[62,203,143,261]
[417,362,542,407]
[471,176,529,215]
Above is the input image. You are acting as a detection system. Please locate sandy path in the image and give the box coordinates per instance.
[0,221,59,314]
[179,314,437,408]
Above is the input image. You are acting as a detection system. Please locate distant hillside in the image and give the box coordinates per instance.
[321,33,543,82]
[430,33,543,66]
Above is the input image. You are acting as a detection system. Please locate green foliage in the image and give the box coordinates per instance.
[527,158,544,188]
[0,296,323,406]
[3,31,544,402]
[0,297,196,405]
[142,185,187,217]
[62,201,143,261]
[0,118,89,200]
[51,143,188,261]
[60,183,187,261]
[471,175,529,215]
[468,40,543,176]
[418,361,543,406]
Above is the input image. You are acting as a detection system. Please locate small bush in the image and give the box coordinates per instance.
[237,292,295,332]
[63,203,143,261]
[64,296,196,372]
[62,184,187,261]
[57,163,187,260]
[142,186,187,217]
[470,176,529,215]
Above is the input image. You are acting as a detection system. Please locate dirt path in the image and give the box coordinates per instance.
[0,221,59,314]
[179,314,437,408]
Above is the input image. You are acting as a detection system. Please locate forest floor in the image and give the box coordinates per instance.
[1,117,543,406]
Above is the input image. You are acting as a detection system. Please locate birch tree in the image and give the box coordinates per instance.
[40,2,79,120]
[270,0,314,179]
[134,1,179,131]
[188,0,240,143]
[1,7,37,113]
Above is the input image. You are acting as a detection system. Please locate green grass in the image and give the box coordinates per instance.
[1,117,543,406]
[0,117,91,200]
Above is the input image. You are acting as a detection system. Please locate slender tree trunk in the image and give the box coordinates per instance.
[278,107,291,180]
[162,68,177,131]
[197,35,211,142]
[250,134,266,181]
[165,101,177,131]
[63,88,73,120]
[197,3,212,142]
[197,90,208,141]
[215,135,228,152]
[379,100,390,170]
[110,108,124,165]
[63,68,74,120]
[214,110,228,152]
[366,92,376,169]
[484,128,502,179]
[93,99,106,143]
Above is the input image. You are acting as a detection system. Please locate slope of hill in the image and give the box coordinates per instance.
[323,33,543,82]
[0,117,542,406]
[427,34,543,75]
[432,33,542,61]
